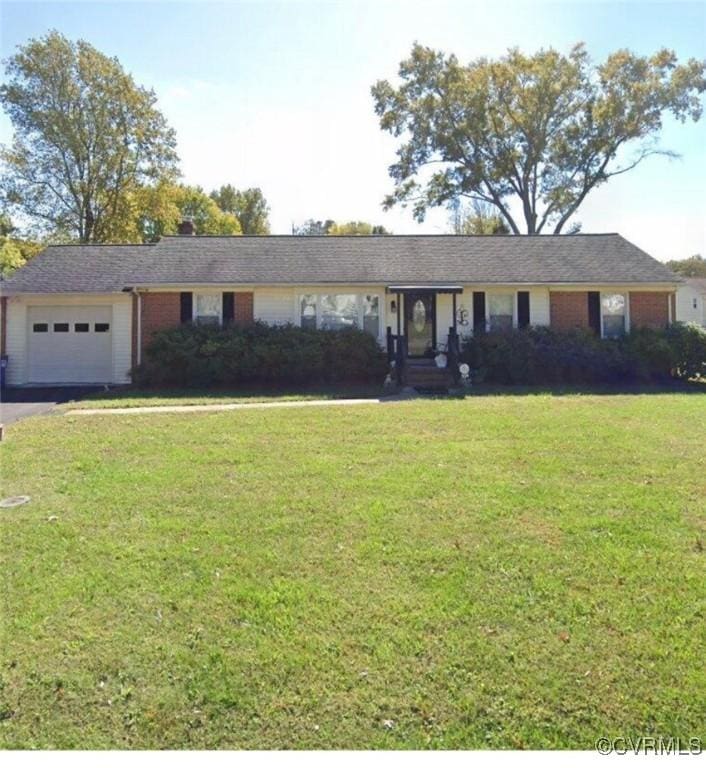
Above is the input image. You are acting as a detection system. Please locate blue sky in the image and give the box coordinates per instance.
[1,0,704,260]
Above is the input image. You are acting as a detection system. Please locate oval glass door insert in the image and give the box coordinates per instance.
[413,299,426,332]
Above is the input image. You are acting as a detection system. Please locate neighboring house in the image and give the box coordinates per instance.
[0,227,680,387]
[676,278,706,327]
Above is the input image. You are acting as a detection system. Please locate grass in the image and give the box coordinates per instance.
[63,384,387,410]
[63,380,705,410]
[1,392,705,749]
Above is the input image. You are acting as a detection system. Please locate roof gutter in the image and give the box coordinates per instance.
[124,279,681,289]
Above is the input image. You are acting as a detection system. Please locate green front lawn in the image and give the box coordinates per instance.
[1,393,704,748]
[63,384,387,410]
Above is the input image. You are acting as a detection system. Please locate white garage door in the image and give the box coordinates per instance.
[28,306,113,384]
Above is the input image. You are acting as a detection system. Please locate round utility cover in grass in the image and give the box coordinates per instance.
[0,495,31,508]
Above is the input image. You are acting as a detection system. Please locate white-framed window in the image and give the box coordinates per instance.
[601,293,627,339]
[320,294,358,330]
[363,295,380,337]
[194,293,221,325]
[488,293,514,331]
[300,294,317,329]
[694,298,699,310]
[298,294,382,337]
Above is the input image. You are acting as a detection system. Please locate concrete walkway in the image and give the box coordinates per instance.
[65,395,412,417]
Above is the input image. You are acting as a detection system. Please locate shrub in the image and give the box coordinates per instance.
[460,324,706,386]
[664,322,706,380]
[133,322,388,388]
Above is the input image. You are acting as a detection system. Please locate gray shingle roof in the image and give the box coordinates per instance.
[685,277,706,293]
[1,234,680,294]
[0,245,153,294]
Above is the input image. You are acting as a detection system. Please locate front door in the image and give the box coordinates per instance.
[404,293,436,357]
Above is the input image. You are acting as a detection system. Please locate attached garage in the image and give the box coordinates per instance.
[27,305,113,384]
[2,294,133,387]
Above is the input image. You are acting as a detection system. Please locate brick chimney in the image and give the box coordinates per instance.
[178,218,195,236]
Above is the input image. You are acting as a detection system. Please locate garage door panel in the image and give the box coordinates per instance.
[28,306,113,383]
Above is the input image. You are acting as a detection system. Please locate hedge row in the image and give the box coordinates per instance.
[134,322,388,388]
[460,323,706,385]
[135,321,705,389]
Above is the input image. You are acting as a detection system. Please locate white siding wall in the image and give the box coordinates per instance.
[529,287,551,326]
[254,287,296,325]
[5,298,27,387]
[4,294,132,386]
[435,290,475,343]
[676,285,705,326]
[435,293,454,346]
[111,299,133,383]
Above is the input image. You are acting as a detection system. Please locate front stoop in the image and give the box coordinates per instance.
[406,360,455,394]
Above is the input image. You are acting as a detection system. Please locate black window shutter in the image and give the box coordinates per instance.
[222,292,235,325]
[180,292,192,323]
[517,291,530,329]
[473,292,486,333]
[588,291,601,335]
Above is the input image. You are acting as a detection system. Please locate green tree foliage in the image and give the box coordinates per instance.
[665,254,706,278]
[292,219,336,236]
[210,185,270,234]
[372,43,706,233]
[138,184,241,241]
[0,214,42,276]
[293,219,391,235]
[0,238,25,275]
[0,212,13,237]
[0,31,179,242]
[448,200,510,235]
[328,221,391,235]
[177,186,241,235]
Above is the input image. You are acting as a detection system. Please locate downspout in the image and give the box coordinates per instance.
[135,289,142,366]
[0,295,7,357]
[125,287,142,371]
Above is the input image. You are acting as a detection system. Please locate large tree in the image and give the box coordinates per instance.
[137,184,241,241]
[293,219,391,235]
[210,185,270,234]
[292,219,335,235]
[665,254,706,278]
[372,43,706,234]
[448,200,510,235]
[0,213,42,276]
[0,31,179,242]
[327,221,391,235]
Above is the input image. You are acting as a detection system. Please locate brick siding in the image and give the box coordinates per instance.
[629,292,670,329]
[549,291,589,330]
[234,292,254,326]
[135,291,254,367]
[141,292,181,348]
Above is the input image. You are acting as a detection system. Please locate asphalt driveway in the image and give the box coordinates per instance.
[0,387,102,425]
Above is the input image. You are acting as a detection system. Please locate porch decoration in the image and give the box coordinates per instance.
[459,362,471,387]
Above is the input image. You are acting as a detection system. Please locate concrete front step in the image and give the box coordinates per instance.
[406,366,454,393]
[407,368,452,379]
